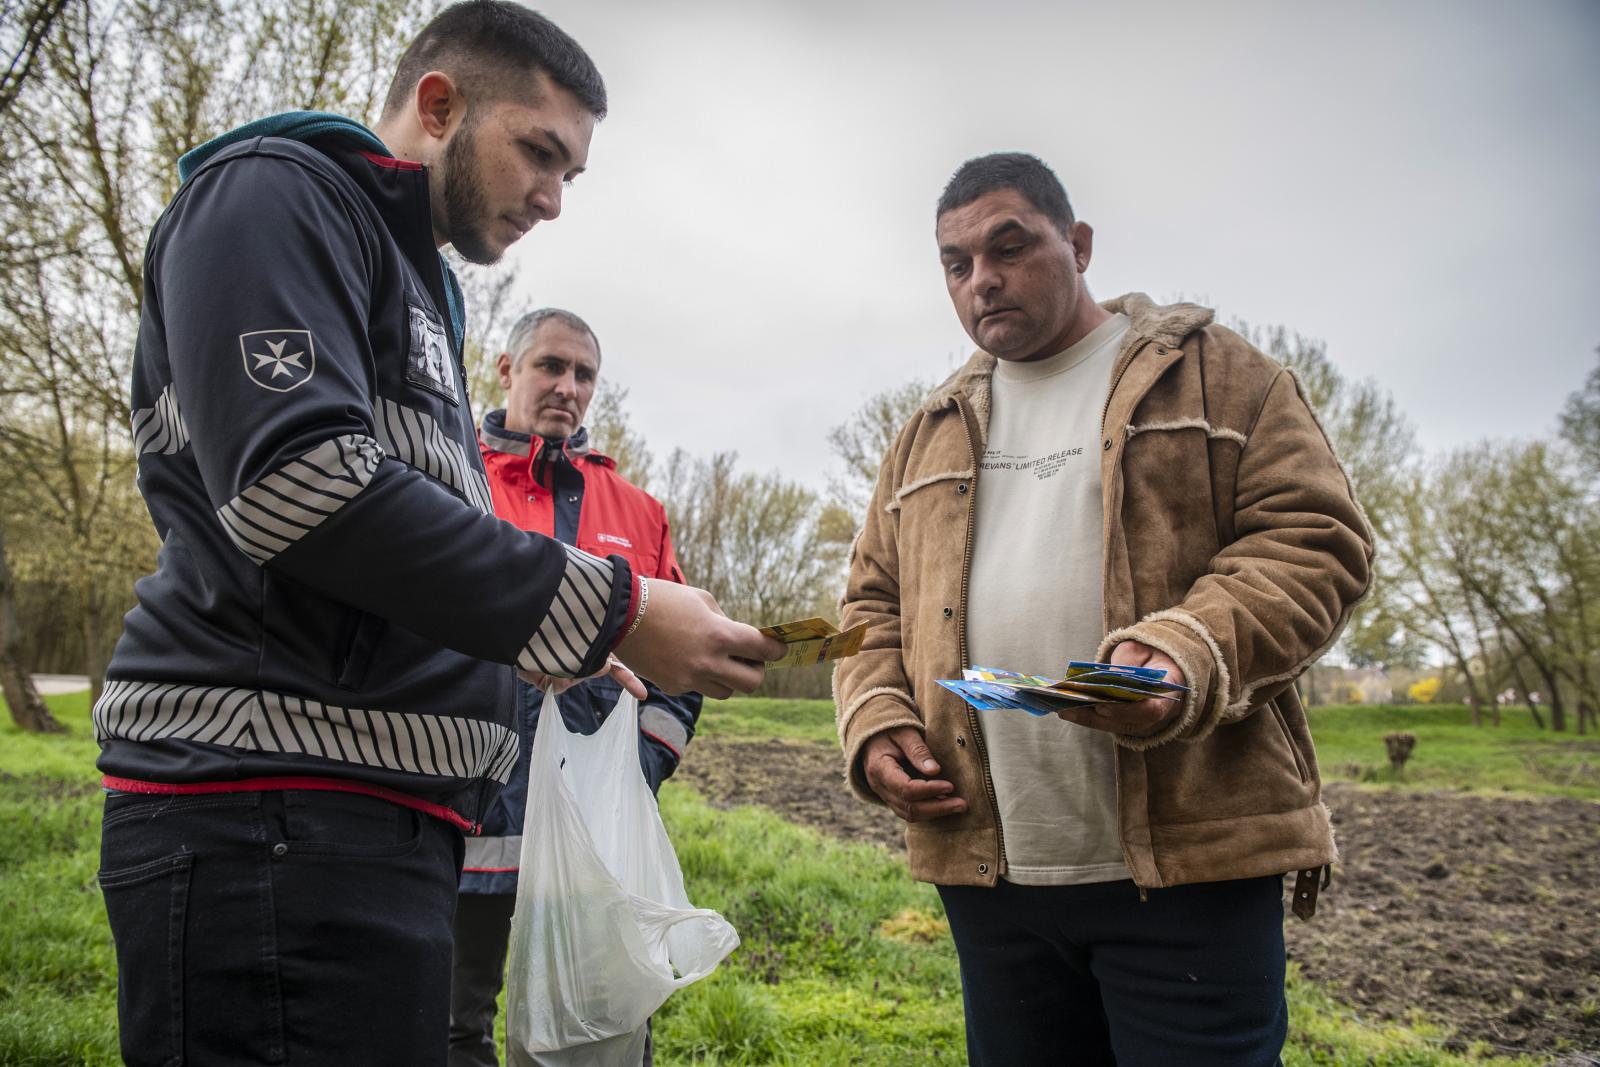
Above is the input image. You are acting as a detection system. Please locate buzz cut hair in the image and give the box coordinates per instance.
[506,307,601,367]
[381,1,607,122]
[936,152,1075,237]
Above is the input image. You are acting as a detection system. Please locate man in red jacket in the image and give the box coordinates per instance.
[449,307,696,1067]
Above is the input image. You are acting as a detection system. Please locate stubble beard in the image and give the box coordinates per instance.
[441,117,501,266]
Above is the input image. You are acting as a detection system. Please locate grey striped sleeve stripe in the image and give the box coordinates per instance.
[92,681,520,784]
[640,705,691,754]
[131,384,190,455]
[516,544,618,677]
[462,834,521,870]
[374,397,493,514]
[217,434,383,565]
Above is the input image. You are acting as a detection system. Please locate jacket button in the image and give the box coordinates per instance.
[942,606,953,618]
[272,843,288,857]
[1103,439,1112,451]
[956,735,966,747]
[977,862,989,875]
[956,483,968,494]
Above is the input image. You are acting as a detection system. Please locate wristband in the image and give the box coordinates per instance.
[626,574,649,638]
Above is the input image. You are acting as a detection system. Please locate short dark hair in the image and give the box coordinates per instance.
[936,152,1075,236]
[381,1,606,121]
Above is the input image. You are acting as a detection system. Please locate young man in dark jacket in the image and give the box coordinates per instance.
[448,308,697,1067]
[96,5,781,1064]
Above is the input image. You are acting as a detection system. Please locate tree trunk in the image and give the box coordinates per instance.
[0,526,62,732]
[1541,674,1568,732]
[1508,661,1544,730]
[81,577,108,700]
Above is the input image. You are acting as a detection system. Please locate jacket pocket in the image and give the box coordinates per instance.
[1268,700,1310,784]
[334,611,387,691]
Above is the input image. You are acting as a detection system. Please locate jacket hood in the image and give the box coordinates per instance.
[175,114,467,353]
[922,293,1216,420]
[177,111,389,182]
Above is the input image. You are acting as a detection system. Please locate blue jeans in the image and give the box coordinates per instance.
[99,788,462,1066]
[937,875,1287,1066]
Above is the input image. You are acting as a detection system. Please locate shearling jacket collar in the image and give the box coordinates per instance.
[922,293,1215,436]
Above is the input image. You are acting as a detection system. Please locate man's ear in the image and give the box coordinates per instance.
[1069,220,1095,274]
[496,351,514,390]
[414,71,462,139]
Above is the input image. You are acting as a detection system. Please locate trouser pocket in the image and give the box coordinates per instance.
[99,850,194,1067]
[100,792,287,1064]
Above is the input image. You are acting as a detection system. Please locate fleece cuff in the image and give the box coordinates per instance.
[1096,612,1226,750]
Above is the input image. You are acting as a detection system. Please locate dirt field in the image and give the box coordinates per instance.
[676,737,1600,1059]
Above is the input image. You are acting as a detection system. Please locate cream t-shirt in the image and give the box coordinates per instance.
[966,312,1131,885]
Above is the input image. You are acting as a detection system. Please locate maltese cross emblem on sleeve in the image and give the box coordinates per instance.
[239,329,316,393]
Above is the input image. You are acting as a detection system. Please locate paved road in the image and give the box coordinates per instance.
[30,674,90,695]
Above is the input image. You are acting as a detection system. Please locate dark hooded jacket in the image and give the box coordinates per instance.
[94,113,634,827]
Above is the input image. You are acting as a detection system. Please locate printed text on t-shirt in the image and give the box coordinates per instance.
[981,447,1086,481]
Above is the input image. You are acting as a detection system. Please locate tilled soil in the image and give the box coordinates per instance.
[675,737,1600,1058]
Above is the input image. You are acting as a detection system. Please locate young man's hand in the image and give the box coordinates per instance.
[1053,640,1187,737]
[614,579,786,699]
[519,653,646,699]
[861,726,967,822]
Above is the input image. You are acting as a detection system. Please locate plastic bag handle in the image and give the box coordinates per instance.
[632,899,739,987]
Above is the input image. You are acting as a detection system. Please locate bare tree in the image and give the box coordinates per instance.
[584,385,654,489]
[827,378,932,519]
[0,0,427,694]
[1559,347,1600,479]
[0,523,59,731]
[655,449,849,623]
[0,0,69,115]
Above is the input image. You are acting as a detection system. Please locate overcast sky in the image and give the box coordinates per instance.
[491,0,1600,490]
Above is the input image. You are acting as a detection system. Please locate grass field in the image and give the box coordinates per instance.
[1307,703,1599,801]
[3,693,1583,1064]
[703,697,1600,802]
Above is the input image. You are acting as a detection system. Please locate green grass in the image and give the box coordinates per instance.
[0,693,1573,1064]
[697,698,838,745]
[0,692,120,1067]
[652,789,1535,1066]
[651,791,964,1064]
[703,697,1600,801]
[1308,703,1600,800]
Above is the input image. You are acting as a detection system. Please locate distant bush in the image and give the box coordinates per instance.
[1408,677,1443,704]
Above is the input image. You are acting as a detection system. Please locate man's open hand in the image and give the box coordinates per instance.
[1053,640,1186,737]
[860,725,967,823]
[614,579,787,699]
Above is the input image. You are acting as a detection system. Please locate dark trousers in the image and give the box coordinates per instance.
[448,893,516,1067]
[98,788,463,1066]
[448,893,653,1067]
[938,875,1287,1067]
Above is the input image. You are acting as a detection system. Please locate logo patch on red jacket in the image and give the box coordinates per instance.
[596,533,633,549]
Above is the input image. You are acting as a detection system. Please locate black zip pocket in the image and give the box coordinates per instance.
[334,610,387,691]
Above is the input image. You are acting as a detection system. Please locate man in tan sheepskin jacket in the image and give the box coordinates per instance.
[835,152,1373,1066]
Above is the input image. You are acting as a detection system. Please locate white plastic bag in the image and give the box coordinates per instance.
[504,688,739,1067]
